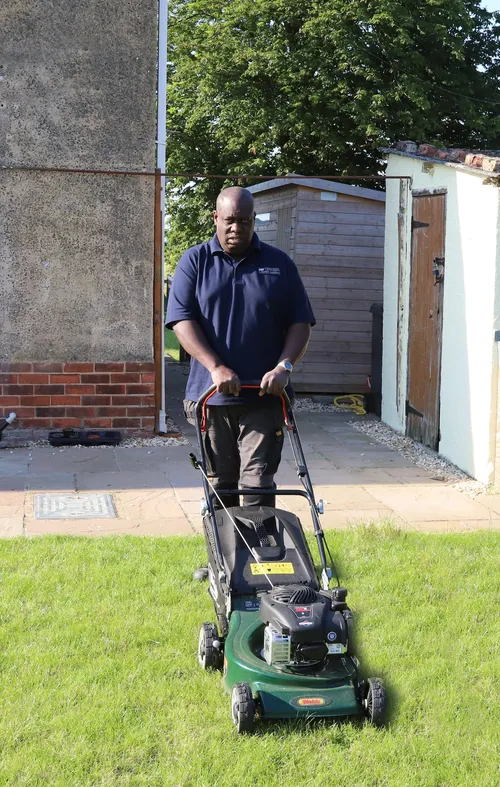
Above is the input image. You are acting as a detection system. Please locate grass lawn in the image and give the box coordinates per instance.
[164,328,180,362]
[0,527,498,786]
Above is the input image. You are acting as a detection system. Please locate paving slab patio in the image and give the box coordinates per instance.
[1,358,499,537]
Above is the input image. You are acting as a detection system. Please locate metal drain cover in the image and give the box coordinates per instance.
[34,494,116,520]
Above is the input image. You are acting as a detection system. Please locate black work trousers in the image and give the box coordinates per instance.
[184,398,285,508]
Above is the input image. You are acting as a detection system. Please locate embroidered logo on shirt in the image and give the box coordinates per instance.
[258,267,281,275]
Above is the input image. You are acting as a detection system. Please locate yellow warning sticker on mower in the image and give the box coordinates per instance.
[250,562,295,575]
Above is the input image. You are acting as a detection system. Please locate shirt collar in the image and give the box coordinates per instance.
[209,232,261,257]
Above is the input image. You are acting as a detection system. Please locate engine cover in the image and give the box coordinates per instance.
[260,584,348,654]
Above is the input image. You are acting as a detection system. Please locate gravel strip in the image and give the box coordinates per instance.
[293,397,347,413]
[350,417,488,498]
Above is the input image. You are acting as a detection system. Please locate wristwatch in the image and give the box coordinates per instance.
[277,360,294,373]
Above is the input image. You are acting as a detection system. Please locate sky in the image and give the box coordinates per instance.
[482,0,500,10]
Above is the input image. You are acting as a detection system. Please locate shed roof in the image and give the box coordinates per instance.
[247,176,385,202]
[383,141,500,182]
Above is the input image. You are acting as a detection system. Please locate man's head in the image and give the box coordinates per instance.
[214,187,255,258]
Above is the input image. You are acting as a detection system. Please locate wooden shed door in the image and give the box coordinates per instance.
[406,193,446,450]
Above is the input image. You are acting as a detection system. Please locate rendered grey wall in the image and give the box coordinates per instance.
[0,0,157,361]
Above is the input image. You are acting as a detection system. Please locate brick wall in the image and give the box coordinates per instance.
[0,362,155,434]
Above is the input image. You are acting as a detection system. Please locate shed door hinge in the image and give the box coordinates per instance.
[406,401,423,418]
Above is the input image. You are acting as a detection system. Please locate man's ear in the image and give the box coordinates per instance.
[213,210,218,225]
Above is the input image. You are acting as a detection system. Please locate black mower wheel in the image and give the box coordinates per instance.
[198,623,221,671]
[231,682,255,734]
[364,677,387,727]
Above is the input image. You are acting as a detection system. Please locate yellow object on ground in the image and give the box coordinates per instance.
[333,395,366,416]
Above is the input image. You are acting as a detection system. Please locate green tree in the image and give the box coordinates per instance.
[165,0,500,268]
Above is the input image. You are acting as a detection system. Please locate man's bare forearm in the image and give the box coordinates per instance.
[172,320,221,371]
[172,320,241,394]
[259,322,312,396]
[278,323,311,366]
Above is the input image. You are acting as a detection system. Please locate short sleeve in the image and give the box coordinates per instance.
[285,258,316,327]
[165,251,199,329]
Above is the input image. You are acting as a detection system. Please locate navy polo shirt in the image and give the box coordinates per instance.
[165,233,315,405]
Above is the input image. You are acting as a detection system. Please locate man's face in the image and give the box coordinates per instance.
[213,198,255,257]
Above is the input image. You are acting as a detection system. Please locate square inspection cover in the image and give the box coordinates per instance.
[34,494,117,520]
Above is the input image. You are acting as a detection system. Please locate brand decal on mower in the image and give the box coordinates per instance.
[250,562,295,575]
[327,631,337,641]
[244,599,260,610]
[293,606,312,618]
[298,620,314,626]
[292,697,330,708]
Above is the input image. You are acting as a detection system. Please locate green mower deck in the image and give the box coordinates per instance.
[222,598,362,720]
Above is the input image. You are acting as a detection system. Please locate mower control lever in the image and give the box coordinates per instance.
[189,453,200,469]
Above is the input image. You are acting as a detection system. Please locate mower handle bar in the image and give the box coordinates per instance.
[191,382,332,582]
[195,382,293,433]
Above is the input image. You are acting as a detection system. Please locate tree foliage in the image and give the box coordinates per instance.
[165,0,500,269]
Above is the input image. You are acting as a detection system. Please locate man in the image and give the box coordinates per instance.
[166,186,315,508]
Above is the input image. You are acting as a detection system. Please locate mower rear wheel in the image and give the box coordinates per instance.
[231,682,255,734]
[364,677,387,727]
[198,623,221,671]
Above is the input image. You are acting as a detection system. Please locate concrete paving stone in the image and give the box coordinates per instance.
[178,499,205,518]
[114,446,185,472]
[315,509,404,531]
[25,474,76,491]
[365,484,491,522]
[186,514,203,534]
[0,517,24,537]
[0,503,24,518]
[474,518,500,530]
[384,468,445,485]
[76,470,170,492]
[0,476,26,492]
[319,428,372,441]
[472,494,500,518]
[275,472,305,487]
[163,460,205,488]
[0,453,30,475]
[0,490,25,505]
[277,487,386,514]
[26,517,195,536]
[285,468,342,486]
[287,457,338,470]
[310,485,389,511]
[331,469,399,485]
[173,485,205,503]
[113,490,186,521]
[328,453,415,470]
[29,447,120,475]
[299,442,340,455]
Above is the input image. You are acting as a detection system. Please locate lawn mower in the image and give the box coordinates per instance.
[189,384,386,733]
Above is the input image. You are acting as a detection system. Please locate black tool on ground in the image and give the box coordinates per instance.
[0,412,16,443]
[48,428,122,447]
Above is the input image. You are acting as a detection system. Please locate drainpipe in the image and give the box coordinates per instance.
[157,0,168,433]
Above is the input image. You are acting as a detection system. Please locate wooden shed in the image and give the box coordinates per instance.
[247,177,385,393]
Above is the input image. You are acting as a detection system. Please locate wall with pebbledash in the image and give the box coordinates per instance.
[0,0,158,433]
